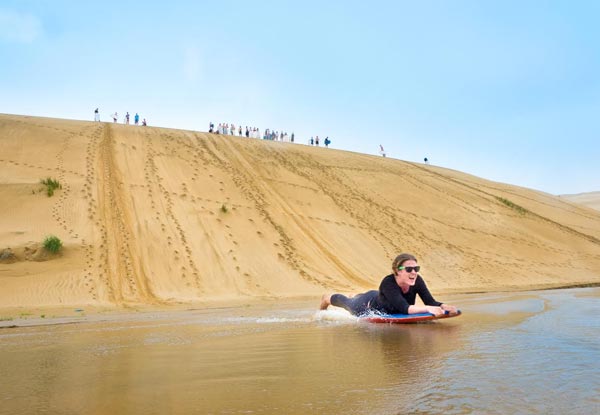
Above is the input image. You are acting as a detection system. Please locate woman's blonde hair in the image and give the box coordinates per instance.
[392,253,417,274]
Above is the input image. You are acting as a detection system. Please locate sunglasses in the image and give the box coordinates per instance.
[398,266,420,273]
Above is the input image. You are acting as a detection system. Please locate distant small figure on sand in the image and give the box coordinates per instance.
[424,157,429,164]
[125,112,130,124]
[324,137,331,148]
[291,132,295,143]
[94,108,100,122]
[142,118,147,126]
[134,113,140,125]
[315,136,320,146]
[310,137,314,145]
[112,112,118,123]
[379,144,386,157]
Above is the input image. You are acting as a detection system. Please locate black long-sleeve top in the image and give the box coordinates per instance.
[370,274,442,314]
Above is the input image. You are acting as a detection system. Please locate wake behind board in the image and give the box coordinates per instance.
[360,310,461,324]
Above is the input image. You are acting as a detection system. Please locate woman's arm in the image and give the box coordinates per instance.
[408,303,458,315]
[408,304,445,316]
[412,276,449,315]
[415,277,458,314]
[415,275,442,306]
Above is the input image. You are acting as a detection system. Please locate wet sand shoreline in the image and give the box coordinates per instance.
[3,282,599,329]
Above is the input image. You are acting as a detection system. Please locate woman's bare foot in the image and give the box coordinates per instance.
[319,294,332,310]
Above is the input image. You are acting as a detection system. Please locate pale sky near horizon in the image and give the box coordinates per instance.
[1,1,599,195]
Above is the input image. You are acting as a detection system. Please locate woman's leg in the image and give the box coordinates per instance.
[329,290,378,315]
[320,293,332,310]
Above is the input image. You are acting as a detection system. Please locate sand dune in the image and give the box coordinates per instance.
[561,191,600,211]
[1,113,600,309]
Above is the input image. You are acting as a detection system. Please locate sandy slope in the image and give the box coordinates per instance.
[1,114,600,309]
[561,192,600,211]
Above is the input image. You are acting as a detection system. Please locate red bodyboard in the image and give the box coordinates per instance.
[360,310,461,324]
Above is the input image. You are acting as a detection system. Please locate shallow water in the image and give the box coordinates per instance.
[1,288,599,414]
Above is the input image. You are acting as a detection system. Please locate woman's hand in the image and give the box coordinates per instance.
[425,305,445,316]
[440,303,458,314]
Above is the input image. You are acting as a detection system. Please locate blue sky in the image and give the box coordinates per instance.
[1,1,599,195]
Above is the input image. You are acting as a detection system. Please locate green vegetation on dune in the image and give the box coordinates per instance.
[40,177,61,197]
[42,235,63,254]
[496,197,529,215]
